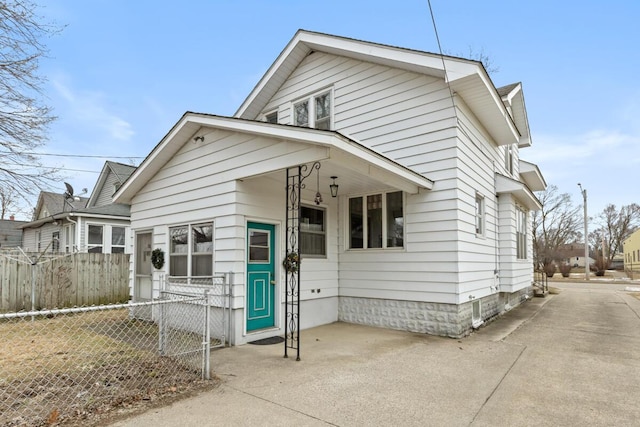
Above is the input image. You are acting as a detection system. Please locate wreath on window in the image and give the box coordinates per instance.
[151,248,165,270]
[283,251,300,273]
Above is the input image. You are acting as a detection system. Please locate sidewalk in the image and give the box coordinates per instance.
[109,296,554,426]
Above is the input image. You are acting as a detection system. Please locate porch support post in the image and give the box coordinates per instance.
[284,161,320,361]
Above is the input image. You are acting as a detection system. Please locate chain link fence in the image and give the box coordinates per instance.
[0,296,215,426]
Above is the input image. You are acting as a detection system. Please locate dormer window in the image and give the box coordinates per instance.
[265,111,278,124]
[293,90,332,130]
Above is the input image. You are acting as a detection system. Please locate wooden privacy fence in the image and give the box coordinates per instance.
[0,252,130,312]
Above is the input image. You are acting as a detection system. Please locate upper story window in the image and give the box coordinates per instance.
[170,223,214,277]
[475,193,485,236]
[505,145,514,175]
[293,90,332,130]
[349,191,403,250]
[265,111,278,124]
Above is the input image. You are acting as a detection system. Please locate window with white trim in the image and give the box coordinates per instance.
[293,90,332,130]
[475,194,485,236]
[505,145,514,175]
[64,225,73,253]
[52,231,60,252]
[169,223,214,277]
[300,205,326,257]
[112,226,126,253]
[88,225,103,253]
[265,111,278,124]
[349,191,404,249]
[516,206,527,259]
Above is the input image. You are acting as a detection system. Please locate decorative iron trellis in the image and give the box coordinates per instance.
[284,161,321,361]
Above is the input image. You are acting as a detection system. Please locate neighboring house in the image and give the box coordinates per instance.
[114,30,546,344]
[623,229,640,273]
[0,216,28,249]
[557,243,594,268]
[21,161,135,254]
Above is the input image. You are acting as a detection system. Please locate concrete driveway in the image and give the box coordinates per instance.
[111,281,640,426]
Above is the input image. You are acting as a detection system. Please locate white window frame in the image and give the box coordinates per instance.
[264,110,278,124]
[111,226,126,253]
[348,190,404,250]
[505,145,514,175]
[52,231,60,253]
[292,88,333,130]
[87,224,104,253]
[516,206,527,260]
[169,222,214,278]
[300,204,327,258]
[475,193,485,237]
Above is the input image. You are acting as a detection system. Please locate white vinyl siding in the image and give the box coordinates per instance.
[95,170,122,207]
[263,52,465,303]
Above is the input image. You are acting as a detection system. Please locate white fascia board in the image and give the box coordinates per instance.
[519,160,547,191]
[495,173,542,210]
[195,115,433,191]
[115,114,433,204]
[235,30,478,120]
[450,74,520,146]
[114,114,201,204]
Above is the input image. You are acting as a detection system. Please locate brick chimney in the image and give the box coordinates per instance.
[9,215,14,221]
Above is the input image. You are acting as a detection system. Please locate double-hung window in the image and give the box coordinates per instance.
[111,226,126,253]
[300,205,326,257]
[516,206,527,259]
[88,225,104,253]
[475,194,485,236]
[294,90,332,130]
[349,191,404,249]
[169,223,214,277]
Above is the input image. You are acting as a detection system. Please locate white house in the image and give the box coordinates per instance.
[114,30,546,345]
[21,161,135,254]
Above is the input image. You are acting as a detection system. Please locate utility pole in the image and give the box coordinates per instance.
[578,183,589,281]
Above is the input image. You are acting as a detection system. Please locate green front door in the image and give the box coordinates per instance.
[247,222,276,331]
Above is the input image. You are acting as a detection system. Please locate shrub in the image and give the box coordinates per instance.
[544,263,556,278]
[559,263,572,278]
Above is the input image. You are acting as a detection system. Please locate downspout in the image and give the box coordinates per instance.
[493,162,500,293]
[67,213,79,252]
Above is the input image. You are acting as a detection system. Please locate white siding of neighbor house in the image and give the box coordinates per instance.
[261,50,531,304]
[93,169,121,207]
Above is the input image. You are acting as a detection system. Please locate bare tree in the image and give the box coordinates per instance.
[0,0,63,206]
[595,204,640,263]
[532,185,582,266]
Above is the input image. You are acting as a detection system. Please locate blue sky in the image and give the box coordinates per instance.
[21,0,639,220]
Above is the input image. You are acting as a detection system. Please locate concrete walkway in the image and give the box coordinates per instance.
[110,282,640,426]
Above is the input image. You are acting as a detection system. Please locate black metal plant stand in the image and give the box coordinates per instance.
[284,161,321,361]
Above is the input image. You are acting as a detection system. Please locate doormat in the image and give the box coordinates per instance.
[248,336,285,345]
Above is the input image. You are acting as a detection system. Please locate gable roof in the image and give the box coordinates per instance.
[114,112,434,204]
[33,191,88,220]
[235,29,525,147]
[87,161,137,207]
[497,82,532,148]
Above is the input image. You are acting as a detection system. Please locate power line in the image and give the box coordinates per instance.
[9,163,102,173]
[0,151,144,159]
